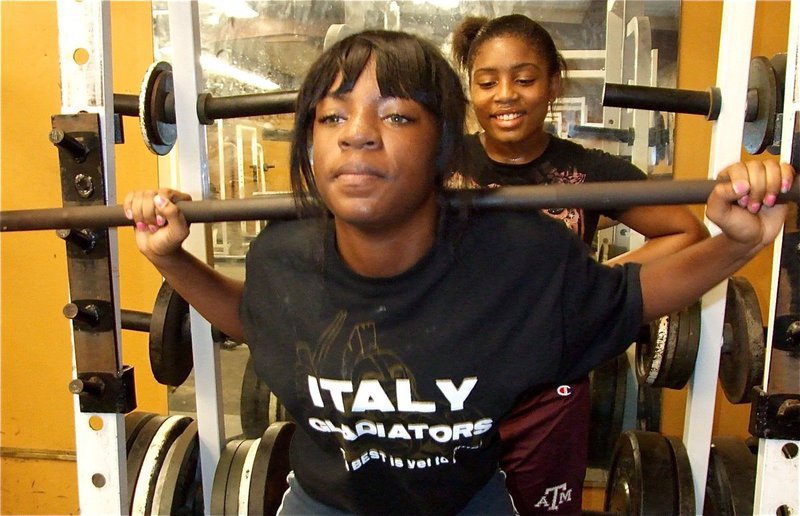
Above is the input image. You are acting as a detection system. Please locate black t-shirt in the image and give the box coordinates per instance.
[240,208,643,515]
[458,134,647,245]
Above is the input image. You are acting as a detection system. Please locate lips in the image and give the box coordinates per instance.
[331,163,385,188]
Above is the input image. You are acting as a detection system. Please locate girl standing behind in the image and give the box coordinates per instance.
[451,14,708,514]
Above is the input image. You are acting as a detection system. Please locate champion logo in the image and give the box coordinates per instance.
[556,385,572,396]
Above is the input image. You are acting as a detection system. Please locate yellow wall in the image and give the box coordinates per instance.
[1,2,166,514]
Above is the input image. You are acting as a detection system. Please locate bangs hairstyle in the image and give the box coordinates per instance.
[290,30,467,214]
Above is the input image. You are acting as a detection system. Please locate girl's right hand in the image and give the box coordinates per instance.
[123,188,192,261]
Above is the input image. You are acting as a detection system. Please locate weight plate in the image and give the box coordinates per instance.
[211,439,247,516]
[149,280,193,386]
[664,301,701,389]
[720,276,765,404]
[665,436,696,516]
[131,415,193,515]
[239,435,262,514]
[766,53,787,155]
[604,430,677,515]
[636,314,671,386]
[323,24,356,51]
[124,411,158,455]
[588,354,628,470]
[636,383,661,432]
[743,56,778,155]
[704,436,757,515]
[241,350,288,438]
[139,61,176,156]
[248,421,296,516]
[225,439,256,515]
[150,420,201,516]
[126,414,168,513]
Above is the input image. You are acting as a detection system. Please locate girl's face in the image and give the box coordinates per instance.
[311,61,441,232]
[469,35,560,150]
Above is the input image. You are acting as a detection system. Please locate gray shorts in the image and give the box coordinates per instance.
[277,469,515,515]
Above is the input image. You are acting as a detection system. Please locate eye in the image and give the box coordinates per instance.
[385,113,412,124]
[516,78,535,86]
[318,113,343,124]
[476,80,496,89]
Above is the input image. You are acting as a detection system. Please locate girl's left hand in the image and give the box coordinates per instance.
[706,160,794,248]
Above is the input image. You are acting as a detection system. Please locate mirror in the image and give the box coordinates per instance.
[152,0,681,446]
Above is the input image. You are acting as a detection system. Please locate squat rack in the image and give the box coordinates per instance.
[26,0,800,513]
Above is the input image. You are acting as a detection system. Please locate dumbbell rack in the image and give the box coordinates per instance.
[53,0,799,514]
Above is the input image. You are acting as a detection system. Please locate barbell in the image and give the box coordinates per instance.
[3,180,798,233]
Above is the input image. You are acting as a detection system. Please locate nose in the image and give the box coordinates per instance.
[339,110,380,150]
[495,78,517,103]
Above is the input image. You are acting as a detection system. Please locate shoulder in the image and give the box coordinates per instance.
[247,218,326,264]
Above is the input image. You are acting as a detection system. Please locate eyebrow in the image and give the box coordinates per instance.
[473,62,543,74]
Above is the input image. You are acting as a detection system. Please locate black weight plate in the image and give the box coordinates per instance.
[604,430,677,515]
[249,421,296,516]
[766,53,787,155]
[124,411,157,455]
[744,56,778,155]
[636,383,661,432]
[720,276,765,404]
[588,354,628,470]
[131,415,193,515]
[211,439,246,516]
[150,420,201,515]
[139,61,176,156]
[663,301,701,389]
[241,350,287,438]
[126,414,167,512]
[656,310,681,388]
[636,314,671,386]
[225,439,256,515]
[149,280,193,386]
[666,436,696,516]
[704,436,756,515]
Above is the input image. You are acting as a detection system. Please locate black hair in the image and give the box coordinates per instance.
[451,14,567,81]
[290,30,467,214]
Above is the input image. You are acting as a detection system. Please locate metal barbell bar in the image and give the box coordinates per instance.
[2,180,798,233]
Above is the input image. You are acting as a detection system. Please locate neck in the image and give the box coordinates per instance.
[481,131,550,164]
[334,196,439,278]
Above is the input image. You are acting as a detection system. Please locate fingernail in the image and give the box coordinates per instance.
[738,195,749,208]
[125,209,133,220]
[732,180,750,195]
[148,224,158,233]
[781,180,790,193]
[765,194,777,207]
[135,222,146,231]
[156,215,165,226]
[748,201,761,213]
[154,194,166,208]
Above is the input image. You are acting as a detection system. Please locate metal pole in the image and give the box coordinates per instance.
[2,181,798,232]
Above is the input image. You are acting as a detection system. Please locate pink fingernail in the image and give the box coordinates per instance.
[748,202,761,213]
[154,194,166,208]
[738,195,749,208]
[156,215,165,226]
[765,194,776,207]
[732,181,750,195]
[125,209,133,220]
[135,222,146,231]
[148,224,158,233]
[781,180,790,193]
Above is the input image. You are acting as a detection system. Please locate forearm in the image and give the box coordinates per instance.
[149,249,245,341]
[639,234,762,321]
[608,205,709,266]
[607,228,708,266]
